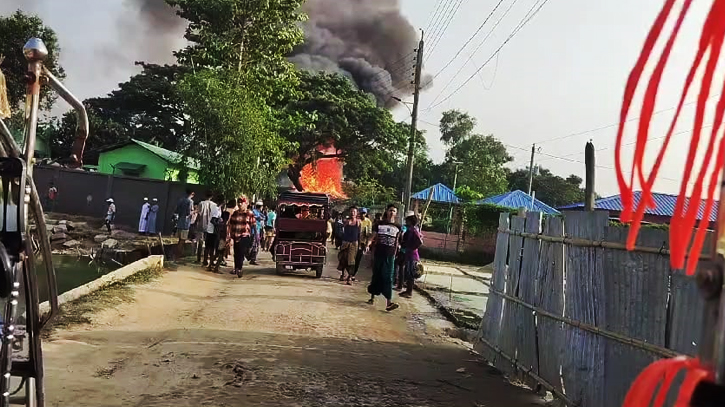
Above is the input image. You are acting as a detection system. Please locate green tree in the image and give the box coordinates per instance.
[85,62,189,151]
[46,107,126,163]
[0,11,65,110]
[343,177,396,207]
[507,167,585,207]
[279,72,409,186]
[168,0,305,102]
[177,69,288,199]
[447,134,511,197]
[439,109,476,146]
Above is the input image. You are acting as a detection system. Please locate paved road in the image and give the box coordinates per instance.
[42,250,542,407]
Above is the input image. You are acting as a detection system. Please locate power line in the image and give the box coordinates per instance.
[425,0,551,111]
[420,0,506,88]
[425,0,456,50]
[531,93,721,145]
[504,143,697,185]
[425,0,466,61]
[427,0,519,105]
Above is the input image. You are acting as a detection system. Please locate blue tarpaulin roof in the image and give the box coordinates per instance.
[477,190,560,215]
[411,183,461,204]
[558,191,718,221]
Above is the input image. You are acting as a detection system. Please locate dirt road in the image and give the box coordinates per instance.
[42,251,543,407]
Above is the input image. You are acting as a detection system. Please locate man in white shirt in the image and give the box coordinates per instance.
[196,191,215,265]
[202,198,221,267]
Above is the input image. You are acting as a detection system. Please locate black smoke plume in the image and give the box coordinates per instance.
[291,0,430,108]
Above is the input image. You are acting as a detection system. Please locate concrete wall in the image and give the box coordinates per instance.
[35,165,209,234]
[39,255,164,316]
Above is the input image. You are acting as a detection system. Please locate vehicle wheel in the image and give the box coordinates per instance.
[314,265,324,279]
[276,264,285,275]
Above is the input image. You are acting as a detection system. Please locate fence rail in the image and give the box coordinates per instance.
[475,210,707,407]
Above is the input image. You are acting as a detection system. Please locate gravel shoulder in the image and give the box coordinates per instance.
[42,250,543,407]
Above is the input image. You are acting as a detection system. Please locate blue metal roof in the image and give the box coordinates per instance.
[411,183,461,204]
[558,191,718,221]
[476,190,560,215]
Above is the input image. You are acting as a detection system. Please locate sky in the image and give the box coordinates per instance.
[1,0,721,198]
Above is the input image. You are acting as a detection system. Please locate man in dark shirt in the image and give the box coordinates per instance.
[366,204,402,311]
[174,189,195,262]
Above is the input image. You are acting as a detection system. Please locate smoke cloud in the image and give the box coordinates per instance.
[292,0,430,108]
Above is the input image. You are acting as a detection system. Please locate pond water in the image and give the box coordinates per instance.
[36,255,120,303]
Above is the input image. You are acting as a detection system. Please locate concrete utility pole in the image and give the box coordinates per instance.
[527,143,536,195]
[403,30,424,216]
[585,141,596,211]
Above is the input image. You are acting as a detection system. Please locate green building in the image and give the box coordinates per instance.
[98,139,199,184]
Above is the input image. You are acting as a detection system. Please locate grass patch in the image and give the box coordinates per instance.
[42,266,164,337]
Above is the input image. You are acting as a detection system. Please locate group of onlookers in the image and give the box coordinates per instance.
[334,204,423,312]
[168,190,278,277]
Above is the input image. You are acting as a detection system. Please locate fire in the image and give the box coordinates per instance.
[299,144,347,198]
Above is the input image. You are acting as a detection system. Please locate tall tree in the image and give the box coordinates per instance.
[507,167,585,207]
[85,62,189,151]
[446,134,512,197]
[439,109,476,146]
[0,11,64,110]
[437,109,512,197]
[178,69,288,199]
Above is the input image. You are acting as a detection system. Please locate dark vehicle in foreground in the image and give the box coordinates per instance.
[273,192,331,278]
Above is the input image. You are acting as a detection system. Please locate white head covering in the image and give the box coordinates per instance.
[256,201,263,206]
[406,211,415,217]
[152,198,158,202]
[143,197,149,201]
[106,198,114,203]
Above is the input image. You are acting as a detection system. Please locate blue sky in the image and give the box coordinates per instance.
[1,0,720,197]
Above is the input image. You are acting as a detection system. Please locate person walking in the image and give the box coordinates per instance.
[351,208,373,280]
[138,197,150,235]
[202,197,221,267]
[147,198,160,235]
[399,214,423,298]
[227,197,253,277]
[366,204,402,311]
[249,201,264,263]
[174,189,195,262]
[104,198,116,234]
[210,199,235,272]
[264,207,277,252]
[47,182,58,212]
[337,206,361,284]
[196,192,215,265]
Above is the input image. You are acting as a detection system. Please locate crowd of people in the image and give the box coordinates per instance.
[127,188,424,311]
[168,189,278,277]
[332,204,424,312]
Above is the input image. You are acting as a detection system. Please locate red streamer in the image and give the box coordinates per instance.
[616,0,725,276]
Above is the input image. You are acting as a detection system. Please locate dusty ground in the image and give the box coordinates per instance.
[42,250,543,407]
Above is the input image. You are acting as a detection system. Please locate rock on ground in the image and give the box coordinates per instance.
[101,239,118,249]
[42,252,543,407]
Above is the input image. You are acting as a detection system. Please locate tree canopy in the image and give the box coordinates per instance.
[437,109,512,197]
[0,10,64,111]
[507,167,585,207]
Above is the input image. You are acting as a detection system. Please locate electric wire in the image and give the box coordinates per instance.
[420,0,506,89]
[426,0,519,104]
[425,0,466,61]
[424,0,551,111]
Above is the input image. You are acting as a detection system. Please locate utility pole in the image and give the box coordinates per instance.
[527,143,536,195]
[585,141,596,211]
[403,30,424,216]
[447,162,461,234]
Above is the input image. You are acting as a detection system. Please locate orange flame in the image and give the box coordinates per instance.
[300,144,347,198]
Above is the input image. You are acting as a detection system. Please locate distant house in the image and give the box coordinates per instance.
[97,139,200,184]
[558,191,717,228]
[477,190,560,215]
